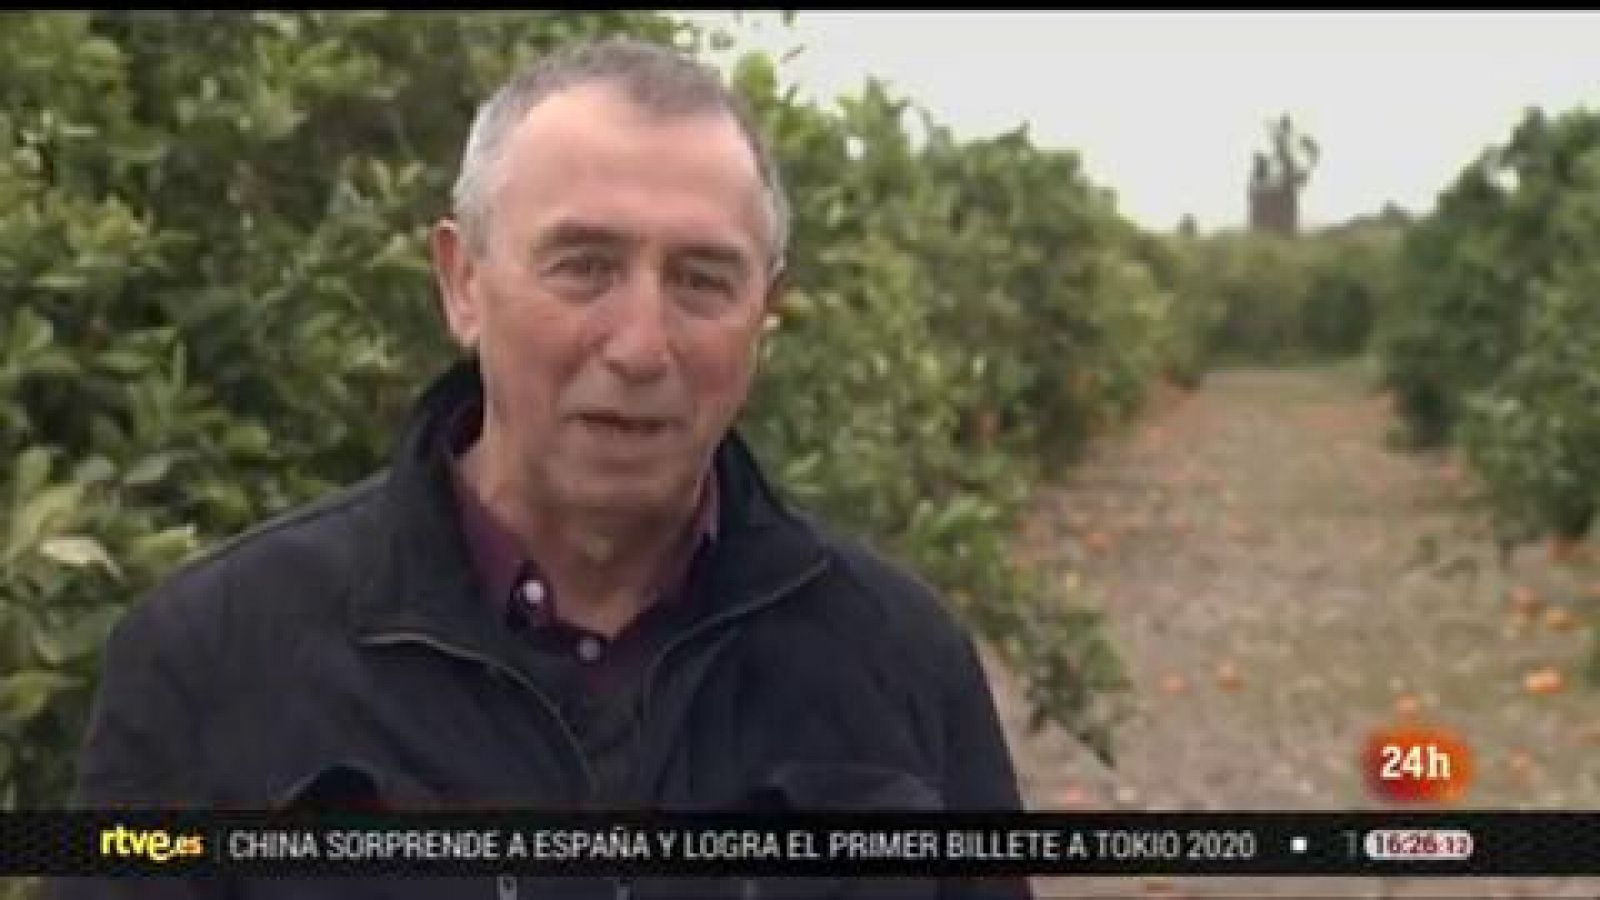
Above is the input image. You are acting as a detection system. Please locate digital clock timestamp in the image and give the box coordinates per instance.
[1362,828,1474,861]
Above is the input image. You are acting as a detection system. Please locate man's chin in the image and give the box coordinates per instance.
[555,477,689,524]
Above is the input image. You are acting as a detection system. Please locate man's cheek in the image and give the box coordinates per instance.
[693,374,750,422]
[696,343,760,388]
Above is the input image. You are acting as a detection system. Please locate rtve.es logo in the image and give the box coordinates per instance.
[99,824,207,863]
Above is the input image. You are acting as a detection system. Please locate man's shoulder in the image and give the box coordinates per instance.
[205,470,388,566]
[127,471,390,628]
[800,515,977,660]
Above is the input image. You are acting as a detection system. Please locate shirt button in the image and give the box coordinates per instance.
[518,580,546,611]
[576,636,603,663]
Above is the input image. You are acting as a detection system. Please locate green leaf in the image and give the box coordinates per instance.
[10,308,53,357]
[96,350,151,377]
[12,447,52,502]
[780,451,821,484]
[32,605,125,667]
[116,129,168,166]
[123,453,176,487]
[72,456,116,488]
[58,122,97,141]
[732,51,777,103]
[78,36,121,69]
[30,272,85,293]
[0,672,79,725]
[38,535,122,579]
[5,483,85,564]
[223,423,274,459]
[127,525,199,573]
[28,351,81,378]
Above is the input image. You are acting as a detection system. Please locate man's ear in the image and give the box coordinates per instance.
[762,265,790,317]
[756,267,790,345]
[430,219,481,353]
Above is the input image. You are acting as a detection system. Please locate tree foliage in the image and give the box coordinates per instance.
[0,12,1226,809]
[1379,106,1600,546]
[1162,224,1397,366]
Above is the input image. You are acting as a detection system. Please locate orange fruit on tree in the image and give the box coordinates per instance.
[1085,530,1113,554]
[1523,668,1564,695]
[1550,535,1586,564]
[1543,607,1579,632]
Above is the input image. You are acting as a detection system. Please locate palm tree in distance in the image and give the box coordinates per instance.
[1248,113,1320,235]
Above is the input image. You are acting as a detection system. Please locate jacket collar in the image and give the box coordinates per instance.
[349,357,828,653]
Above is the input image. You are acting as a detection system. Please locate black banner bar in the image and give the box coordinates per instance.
[7,811,1599,877]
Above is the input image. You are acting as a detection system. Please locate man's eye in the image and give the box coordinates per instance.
[674,267,733,296]
[549,254,617,282]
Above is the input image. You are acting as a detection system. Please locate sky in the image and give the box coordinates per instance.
[682,11,1600,233]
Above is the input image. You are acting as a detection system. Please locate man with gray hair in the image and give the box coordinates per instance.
[62,35,1028,899]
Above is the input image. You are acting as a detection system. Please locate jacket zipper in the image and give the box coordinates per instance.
[358,556,828,900]
[638,556,830,721]
[355,631,594,900]
[617,555,828,900]
[354,630,598,793]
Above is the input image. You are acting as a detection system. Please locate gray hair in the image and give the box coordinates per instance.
[450,35,790,277]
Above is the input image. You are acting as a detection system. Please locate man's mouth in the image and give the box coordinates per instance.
[575,411,674,437]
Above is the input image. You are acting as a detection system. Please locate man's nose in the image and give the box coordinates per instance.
[599,271,673,382]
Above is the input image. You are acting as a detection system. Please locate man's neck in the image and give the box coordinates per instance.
[459,438,702,638]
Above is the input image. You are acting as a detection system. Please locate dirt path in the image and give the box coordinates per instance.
[984,365,1600,899]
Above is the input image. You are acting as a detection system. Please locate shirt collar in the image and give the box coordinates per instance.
[443,400,718,627]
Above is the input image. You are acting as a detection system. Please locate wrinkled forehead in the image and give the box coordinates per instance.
[489,83,772,260]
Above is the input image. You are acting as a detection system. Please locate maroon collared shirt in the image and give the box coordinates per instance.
[444,403,718,692]
[442,402,719,803]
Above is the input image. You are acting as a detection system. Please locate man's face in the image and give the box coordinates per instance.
[434,82,776,521]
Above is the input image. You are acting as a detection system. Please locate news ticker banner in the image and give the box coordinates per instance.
[6,811,1599,878]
